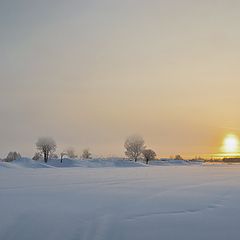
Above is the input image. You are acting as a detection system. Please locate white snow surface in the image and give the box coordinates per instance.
[0,158,240,240]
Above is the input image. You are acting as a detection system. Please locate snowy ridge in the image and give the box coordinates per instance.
[0,158,199,169]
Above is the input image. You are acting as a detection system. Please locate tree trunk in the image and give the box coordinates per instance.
[44,151,48,163]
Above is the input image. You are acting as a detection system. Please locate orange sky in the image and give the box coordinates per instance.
[1,1,240,158]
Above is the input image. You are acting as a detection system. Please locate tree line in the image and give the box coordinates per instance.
[1,134,158,164]
[34,137,92,163]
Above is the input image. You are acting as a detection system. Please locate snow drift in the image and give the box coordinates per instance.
[0,158,195,169]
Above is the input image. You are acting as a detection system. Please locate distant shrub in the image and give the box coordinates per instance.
[4,152,21,162]
[50,153,59,159]
[32,152,43,161]
[66,148,77,159]
[82,149,91,159]
[174,155,183,160]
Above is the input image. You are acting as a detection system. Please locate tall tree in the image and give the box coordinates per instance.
[124,135,145,162]
[36,137,56,163]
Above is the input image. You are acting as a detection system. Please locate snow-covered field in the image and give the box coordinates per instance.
[1,159,240,240]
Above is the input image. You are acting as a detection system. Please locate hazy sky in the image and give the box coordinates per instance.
[1,0,240,158]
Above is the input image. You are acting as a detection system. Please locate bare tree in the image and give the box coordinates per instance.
[4,152,21,162]
[142,149,156,164]
[66,148,77,159]
[82,149,91,159]
[124,135,145,162]
[36,137,56,163]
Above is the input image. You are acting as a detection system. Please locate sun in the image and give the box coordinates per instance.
[222,134,239,154]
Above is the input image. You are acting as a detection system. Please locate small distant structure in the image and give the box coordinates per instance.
[223,157,240,163]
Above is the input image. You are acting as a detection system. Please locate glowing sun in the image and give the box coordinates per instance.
[222,134,239,153]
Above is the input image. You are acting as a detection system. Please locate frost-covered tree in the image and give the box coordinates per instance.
[124,135,145,162]
[5,152,21,162]
[142,149,156,164]
[36,137,56,163]
[82,149,91,159]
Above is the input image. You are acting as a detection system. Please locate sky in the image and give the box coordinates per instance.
[1,0,240,158]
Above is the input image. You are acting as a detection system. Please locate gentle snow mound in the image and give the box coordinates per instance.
[0,158,202,169]
[0,158,145,169]
[1,158,52,169]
